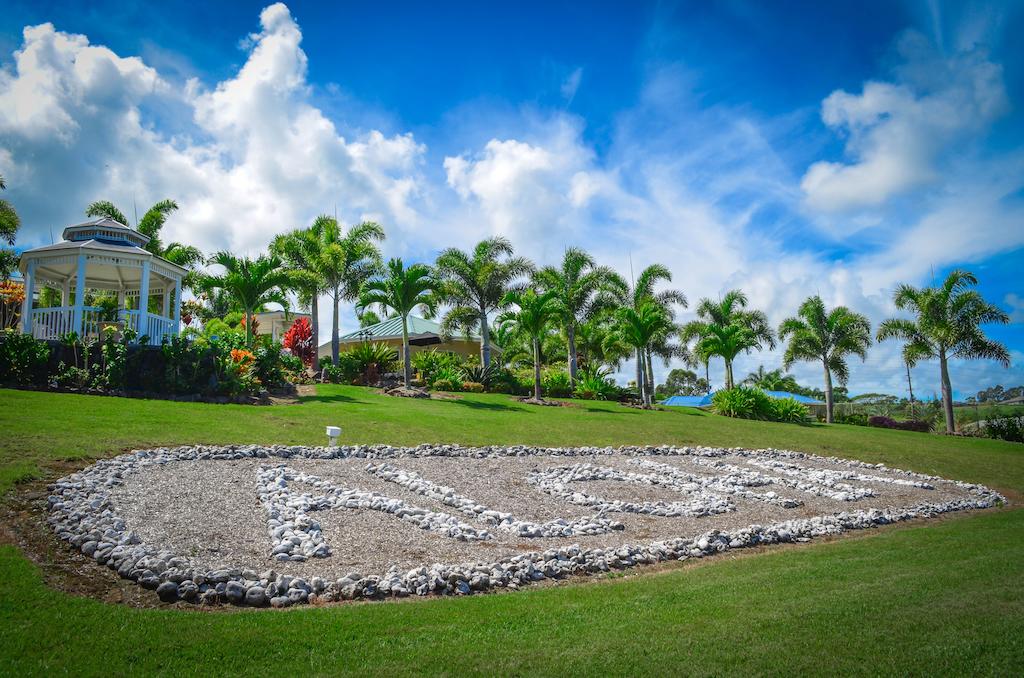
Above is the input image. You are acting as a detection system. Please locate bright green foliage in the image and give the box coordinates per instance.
[498,288,563,400]
[712,386,808,423]
[359,258,440,386]
[199,252,291,346]
[435,237,533,368]
[778,296,872,423]
[574,365,619,400]
[412,349,464,385]
[541,368,573,398]
[771,397,812,423]
[878,270,1010,433]
[0,329,49,384]
[534,247,626,383]
[681,290,775,390]
[606,299,675,406]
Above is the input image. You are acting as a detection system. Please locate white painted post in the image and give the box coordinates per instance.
[20,260,35,335]
[72,253,87,337]
[138,260,151,342]
[117,287,126,321]
[161,282,170,318]
[173,277,181,335]
[62,277,71,307]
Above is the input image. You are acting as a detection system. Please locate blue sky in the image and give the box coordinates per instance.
[0,0,1021,397]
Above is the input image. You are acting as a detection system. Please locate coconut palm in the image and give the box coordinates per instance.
[305,215,385,364]
[358,258,440,387]
[877,270,1009,433]
[607,299,676,406]
[271,224,329,368]
[0,174,19,247]
[435,237,533,368]
[497,288,563,400]
[534,247,627,385]
[742,366,800,392]
[199,252,291,346]
[778,296,872,423]
[680,290,775,390]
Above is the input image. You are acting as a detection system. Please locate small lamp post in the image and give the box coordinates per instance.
[325,425,341,447]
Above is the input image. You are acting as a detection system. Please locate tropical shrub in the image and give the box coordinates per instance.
[542,369,573,398]
[712,386,775,420]
[320,363,348,384]
[462,381,485,393]
[432,377,462,392]
[54,362,89,389]
[834,411,869,427]
[430,364,465,389]
[251,343,291,390]
[461,362,500,387]
[867,416,931,433]
[770,397,810,423]
[982,416,1023,443]
[282,317,315,366]
[349,341,398,374]
[411,349,464,384]
[0,279,25,330]
[574,366,618,400]
[0,329,50,384]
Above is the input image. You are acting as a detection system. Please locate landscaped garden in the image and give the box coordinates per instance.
[1,385,1022,675]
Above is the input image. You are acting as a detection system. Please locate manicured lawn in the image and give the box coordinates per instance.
[1,385,1022,676]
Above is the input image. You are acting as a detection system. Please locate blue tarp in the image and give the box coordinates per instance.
[661,390,824,408]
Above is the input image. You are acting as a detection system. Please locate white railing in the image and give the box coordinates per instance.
[121,310,176,344]
[31,306,102,340]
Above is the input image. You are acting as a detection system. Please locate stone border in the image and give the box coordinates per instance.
[46,444,1005,607]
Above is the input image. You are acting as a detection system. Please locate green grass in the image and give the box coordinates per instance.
[1,385,1022,676]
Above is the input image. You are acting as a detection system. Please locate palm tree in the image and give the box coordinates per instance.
[534,248,627,385]
[498,288,563,400]
[306,215,385,364]
[607,300,675,406]
[358,258,440,387]
[778,296,872,423]
[0,175,19,280]
[271,224,329,368]
[742,366,800,392]
[200,252,292,346]
[877,270,1009,433]
[618,264,687,401]
[680,290,775,390]
[435,237,533,368]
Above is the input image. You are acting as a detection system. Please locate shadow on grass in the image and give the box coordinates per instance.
[297,393,365,404]
[446,398,525,412]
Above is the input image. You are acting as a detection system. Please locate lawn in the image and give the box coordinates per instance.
[1,385,1022,676]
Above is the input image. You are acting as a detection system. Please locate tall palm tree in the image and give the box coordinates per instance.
[271,224,329,368]
[607,300,675,406]
[534,247,627,385]
[742,366,800,392]
[358,258,440,387]
[200,252,291,346]
[498,288,563,400]
[617,263,687,401]
[778,296,872,423]
[680,289,775,390]
[435,237,533,368]
[305,215,385,364]
[877,270,1009,433]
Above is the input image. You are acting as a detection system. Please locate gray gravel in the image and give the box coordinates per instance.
[47,443,1005,606]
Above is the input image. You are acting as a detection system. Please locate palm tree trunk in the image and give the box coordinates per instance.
[245,305,253,346]
[635,349,645,403]
[939,349,955,433]
[401,315,412,387]
[823,361,834,423]
[331,287,340,365]
[704,360,710,394]
[311,294,320,371]
[905,360,915,419]
[724,359,734,390]
[643,351,654,407]
[480,310,491,368]
[567,322,578,385]
[533,337,542,400]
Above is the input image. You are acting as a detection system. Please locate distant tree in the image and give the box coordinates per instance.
[742,366,800,392]
[778,295,872,423]
[199,252,291,346]
[358,309,382,327]
[655,368,710,399]
[878,270,1010,432]
[436,237,533,368]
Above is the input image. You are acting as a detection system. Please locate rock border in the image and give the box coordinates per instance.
[46,444,1005,607]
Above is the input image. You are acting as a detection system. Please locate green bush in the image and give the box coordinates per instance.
[461,381,485,393]
[770,397,810,423]
[431,364,465,388]
[834,410,869,426]
[461,362,499,387]
[432,377,461,392]
[542,369,573,398]
[982,416,1023,443]
[411,349,464,384]
[0,329,51,385]
[574,367,618,401]
[349,341,398,374]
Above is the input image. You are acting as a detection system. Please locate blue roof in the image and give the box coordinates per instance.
[661,390,824,408]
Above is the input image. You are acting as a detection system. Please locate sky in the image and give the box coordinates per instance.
[0,0,1022,398]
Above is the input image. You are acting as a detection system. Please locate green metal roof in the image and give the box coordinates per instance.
[338,315,481,341]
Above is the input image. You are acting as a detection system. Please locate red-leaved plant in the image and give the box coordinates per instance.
[283,316,315,366]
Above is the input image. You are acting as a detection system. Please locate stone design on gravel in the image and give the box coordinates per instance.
[46,444,1005,607]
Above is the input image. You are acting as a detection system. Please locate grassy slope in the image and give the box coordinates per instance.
[1,386,1022,676]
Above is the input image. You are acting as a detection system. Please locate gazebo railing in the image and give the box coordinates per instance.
[121,310,176,344]
[31,306,102,340]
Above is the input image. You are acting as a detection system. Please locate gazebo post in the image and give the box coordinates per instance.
[138,260,151,341]
[162,283,170,318]
[62,277,71,307]
[173,277,181,333]
[20,260,35,335]
[72,253,87,337]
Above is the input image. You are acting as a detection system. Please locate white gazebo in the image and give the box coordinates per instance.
[18,217,186,344]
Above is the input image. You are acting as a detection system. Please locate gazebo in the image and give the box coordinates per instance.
[18,217,186,344]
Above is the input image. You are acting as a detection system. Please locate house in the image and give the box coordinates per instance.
[254,310,310,343]
[317,315,486,362]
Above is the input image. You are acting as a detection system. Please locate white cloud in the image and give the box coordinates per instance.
[560,67,582,103]
[801,31,1008,213]
[1006,293,1024,324]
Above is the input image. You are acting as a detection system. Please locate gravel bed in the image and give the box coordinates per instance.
[47,444,1004,607]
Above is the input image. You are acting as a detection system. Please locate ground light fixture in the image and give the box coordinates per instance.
[325,426,341,446]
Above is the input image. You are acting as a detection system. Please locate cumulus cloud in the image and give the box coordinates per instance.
[801,31,1008,213]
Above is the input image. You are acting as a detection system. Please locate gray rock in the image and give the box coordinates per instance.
[224,581,245,604]
[245,586,268,607]
[156,581,179,602]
